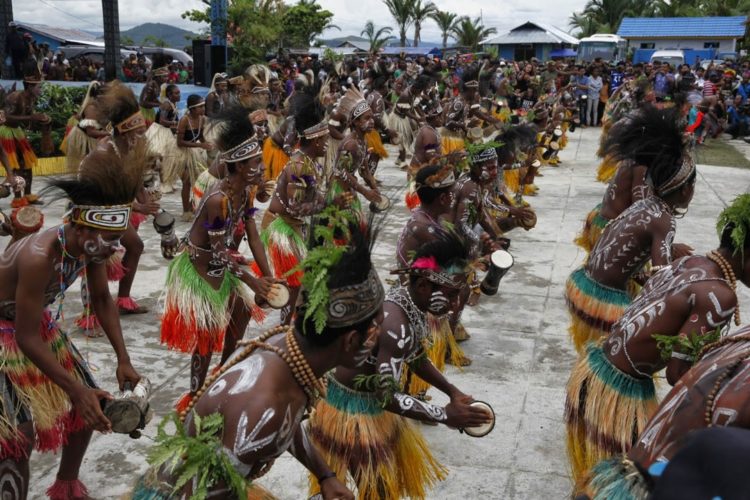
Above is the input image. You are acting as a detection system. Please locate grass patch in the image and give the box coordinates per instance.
[695,139,750,169]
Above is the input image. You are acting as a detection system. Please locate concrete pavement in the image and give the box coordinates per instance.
[24,126,750,499]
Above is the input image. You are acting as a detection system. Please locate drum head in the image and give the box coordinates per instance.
[104,400,142,434]
[549,141,560,150]
[464,401,496,437]
[490,250,514,269]
[153,211,175,231]
[13,206,43,232]
[267,283,290,309]
[531,160,541,168]
[370,195,392,213]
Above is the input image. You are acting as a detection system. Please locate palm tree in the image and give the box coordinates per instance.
[383,0,414,47]
[430,9,460,48]
[361,20,394,54]
[451,16,496,52]
[411,0,436,47]
[568,11,599,38]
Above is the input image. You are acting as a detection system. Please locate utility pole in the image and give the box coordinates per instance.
[102,0,122,81]
[0,0,13,79]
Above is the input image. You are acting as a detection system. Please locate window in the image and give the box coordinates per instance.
[514,44,534,61]
[704,42,719,49]
[640,43,655,49]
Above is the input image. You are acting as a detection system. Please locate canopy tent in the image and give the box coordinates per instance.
[380,46,441,56]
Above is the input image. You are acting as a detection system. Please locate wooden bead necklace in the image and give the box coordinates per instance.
[706,250,741,326]
[704,351,750,426]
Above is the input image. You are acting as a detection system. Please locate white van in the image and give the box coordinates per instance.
[649,50,684,68]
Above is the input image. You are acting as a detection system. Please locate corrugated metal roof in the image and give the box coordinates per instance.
[16,21,98,44]
[617,16,747,38]
[483,21,579,46]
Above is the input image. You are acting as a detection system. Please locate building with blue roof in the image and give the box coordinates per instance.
[617,16,747,55]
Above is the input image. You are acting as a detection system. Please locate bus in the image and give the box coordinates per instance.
[576,34,627,64]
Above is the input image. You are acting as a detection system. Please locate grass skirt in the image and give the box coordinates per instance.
[146,123,178,184]
[365,130,388,159]
[262,137,289,181]
[575,456,651,500]
[565,343,657,486]
[63,125,98,173]
[308,377,447,500]
[597,154,618,184]
[406,315,464,396]
[161,252,257,356]
[565,267,631,353]
[0,125,37,169]
[260,214,306,288]
[504,168,521,195]
[0,311,93,459]
[440,127,465,154]
[130,466,277,499]
[387,113,415,154]
[574,204,609,253]
[167,146,207,189]
[191,170,219,211]
[59,115,78,155]
[324,137,341,187]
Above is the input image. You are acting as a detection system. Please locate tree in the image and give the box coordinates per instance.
[143,35,167,47]
[568,11,600,38]
[430,10,460,48]
[383,0,414,47]
[361,20,394,55]
[121,35,135,46]
[451,16,496,52]
[281,0,338,48]
[411,0,436,47]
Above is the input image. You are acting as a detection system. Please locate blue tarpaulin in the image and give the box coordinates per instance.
[380,46,441,56]
[550,48,577,58]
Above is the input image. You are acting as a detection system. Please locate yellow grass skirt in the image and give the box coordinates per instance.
[308,377,447,500]
[440,127,465,155]
[262,137,289,181]
[564,267,631,353]
[565,343,657,488]
[63,125,99,173]
[406,315,464,396]
[574,204,610,253]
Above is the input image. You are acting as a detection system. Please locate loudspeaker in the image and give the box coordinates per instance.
[192,39,210,86]
[209,45,227,76]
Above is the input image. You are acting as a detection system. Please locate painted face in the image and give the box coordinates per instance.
[354,110,375,134]
[239,157,265,186]
[82,231,123,263]
[427,281,464,315]
[313,135,328,158]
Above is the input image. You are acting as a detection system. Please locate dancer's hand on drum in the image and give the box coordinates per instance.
[320,476,354,500]
[134,200,160,216]
[444,395,493,429]
[249,276,276,300]
[70,385,113,433]
[116,361,141,391]
[671,242,694,259]
[363,189,382,204]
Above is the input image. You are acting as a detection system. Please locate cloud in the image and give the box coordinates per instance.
[16,0,588,42]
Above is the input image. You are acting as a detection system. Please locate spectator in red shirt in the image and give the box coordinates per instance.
[702,72,720,97]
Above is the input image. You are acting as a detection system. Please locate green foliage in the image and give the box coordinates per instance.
[716,193,750,259]
[450,16,497,52]
[322,47,344,63]
[148,412,251,500]
[281,0,337,48]
[383,0,415,48]
[353,373,401,407]
[653,328,722,363]
[430,10,460,49]
[29,83,86,156]
[296,204,357,334]
[361,21,394,55]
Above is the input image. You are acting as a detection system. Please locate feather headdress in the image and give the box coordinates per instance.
[337,87,370,121]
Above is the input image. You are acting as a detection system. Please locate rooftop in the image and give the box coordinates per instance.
[617,16,748,38]
[483,21,579,46]
[15,21,98,44]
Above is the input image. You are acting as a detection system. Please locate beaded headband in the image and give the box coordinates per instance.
[251,86,270,94]
[67,204,132,231]
[464,80,479,88]
[249,109,268,124]
[221,136,263,163]
[153,67,169,77]
[352,100,371,120]
[657,155,696,196]
[304,121,330,140]
[326,268,385,328]
[188,100,205,109]
[391,257,467,289]
[115,111,147,134]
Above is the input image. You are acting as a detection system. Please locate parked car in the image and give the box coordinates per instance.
[700,59,727,70]
[131,47,193,66]
[650,50,684,68]
[58,45,151,66]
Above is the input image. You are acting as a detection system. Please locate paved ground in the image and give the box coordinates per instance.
[23,127,750,499]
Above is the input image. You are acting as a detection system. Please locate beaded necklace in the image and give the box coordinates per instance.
[706,250,741,326]
[386,284,429,345]
[55,225,86,321]
[179,325,326,424]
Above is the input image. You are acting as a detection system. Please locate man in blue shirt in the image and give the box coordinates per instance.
[609,62,625,95]
[569,66,589,125]
[727,94,750,139]
[736,71,750,104]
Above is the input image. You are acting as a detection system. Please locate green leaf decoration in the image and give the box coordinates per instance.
[653,328,722,363]
[147,412,251,499]
[353,373,401,408]
[716,193,750,260]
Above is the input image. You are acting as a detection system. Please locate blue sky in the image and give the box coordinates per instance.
[18,0,588,42]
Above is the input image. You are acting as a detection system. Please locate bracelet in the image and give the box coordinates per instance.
[671,351,694,362]
[317,471,336,484]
